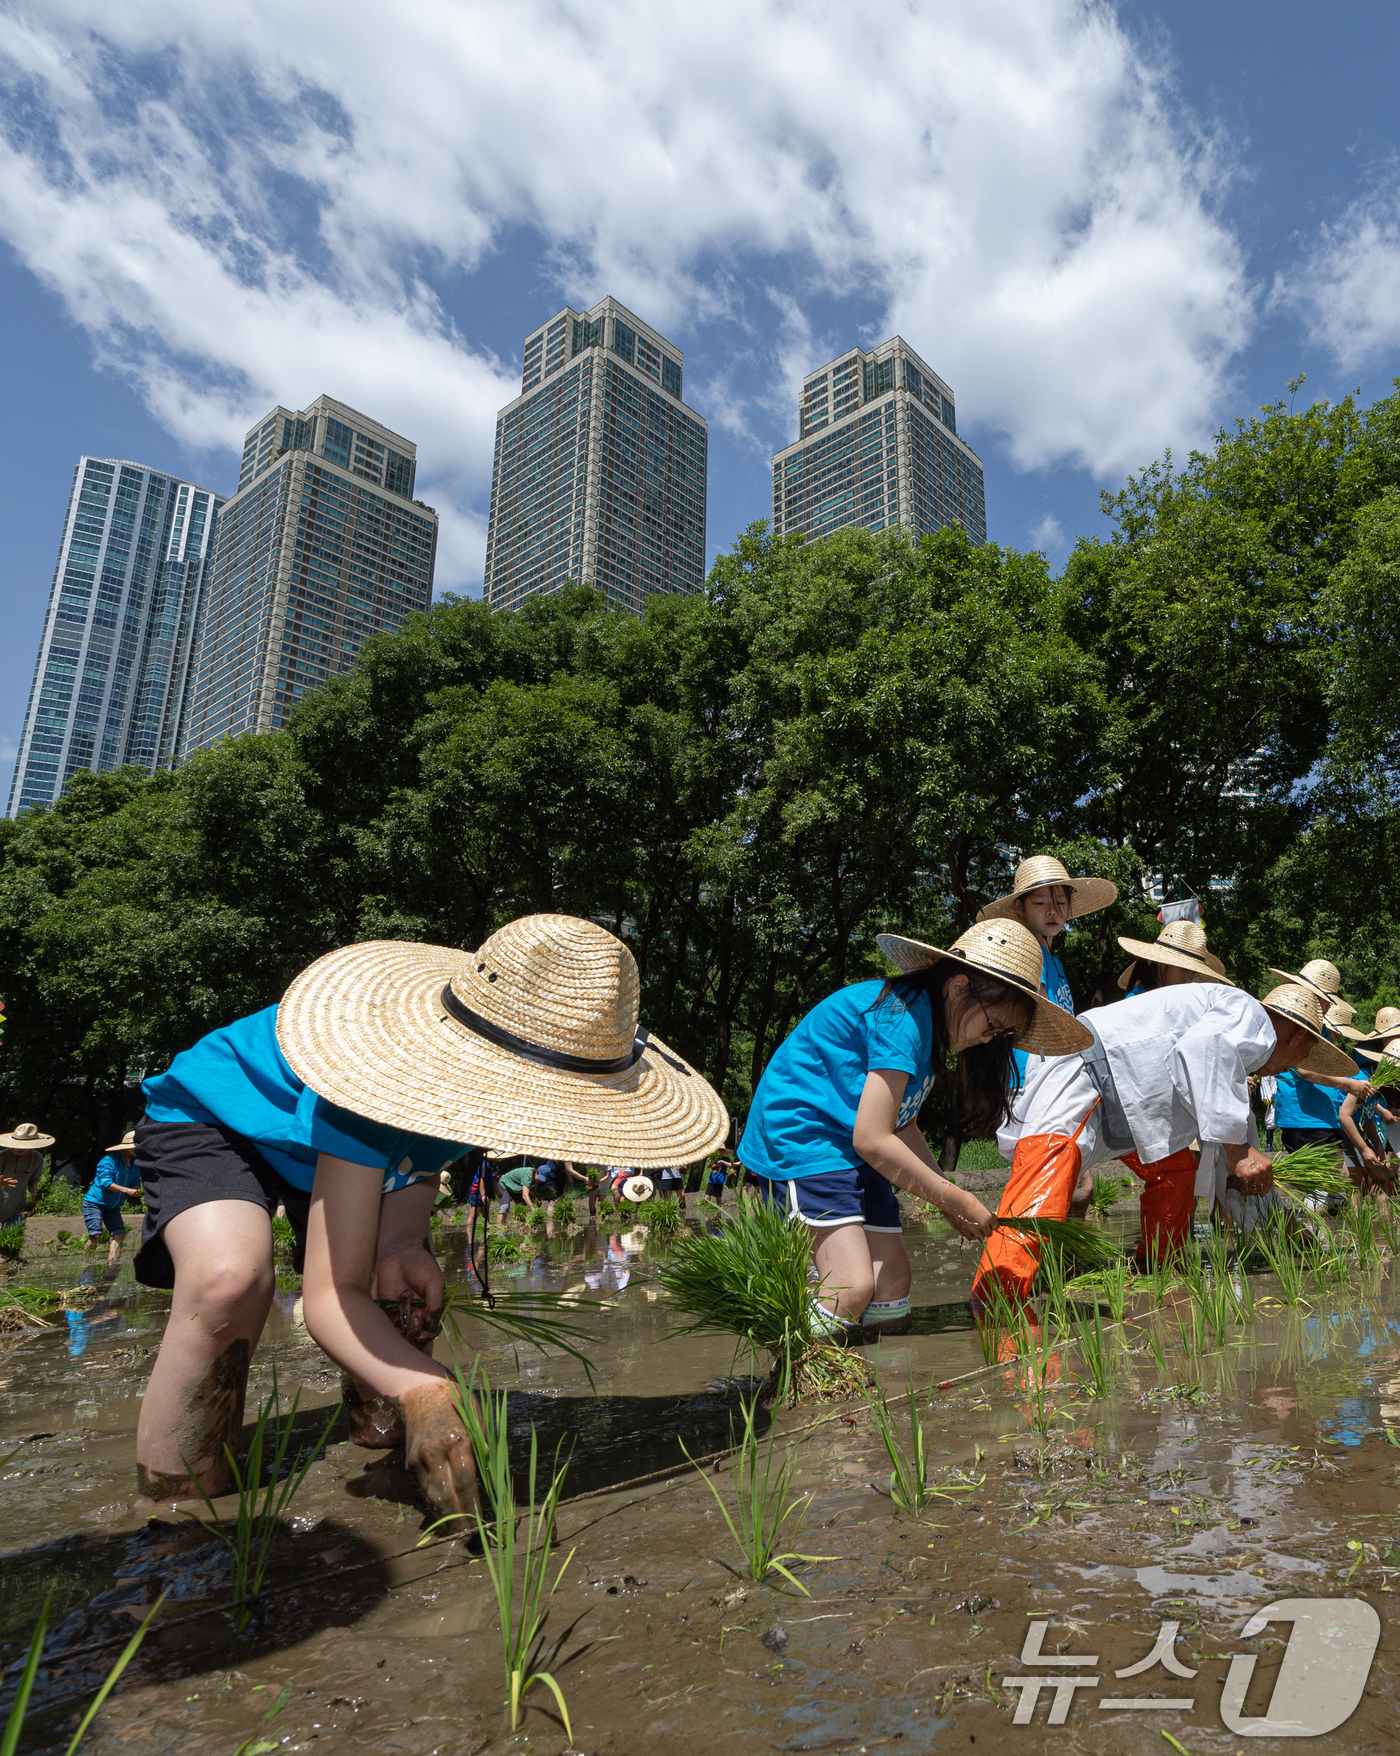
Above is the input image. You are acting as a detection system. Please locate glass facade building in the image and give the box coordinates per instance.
[483,298,707,614]
[8,458,224,815]
[771,338,986,547]
[179,395,437,753]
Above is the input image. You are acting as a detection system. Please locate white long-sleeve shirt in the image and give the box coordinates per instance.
[998,985,1276,1168]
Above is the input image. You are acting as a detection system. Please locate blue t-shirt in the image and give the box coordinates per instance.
[142,1006,466,1195]
[1274,1060,1356,1130]
[739,980,935,1181]
[1013,944,1075,1081]
[84,1154,133,1207]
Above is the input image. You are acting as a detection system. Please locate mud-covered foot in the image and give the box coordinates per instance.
[136,1461,225,1503]
[399,1381,479,1524]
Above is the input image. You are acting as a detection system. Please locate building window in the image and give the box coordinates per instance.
[324,418,353,469]
[863,358,894,400]
[613,320,636,365]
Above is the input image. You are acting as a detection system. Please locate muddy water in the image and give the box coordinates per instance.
[3,1214,1400,1753]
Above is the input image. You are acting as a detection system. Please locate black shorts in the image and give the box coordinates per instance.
[1280,1127,1342,1153]
[133,1116,311,1289]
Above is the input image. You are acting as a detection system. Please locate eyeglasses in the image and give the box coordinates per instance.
[975,995,1017,1042]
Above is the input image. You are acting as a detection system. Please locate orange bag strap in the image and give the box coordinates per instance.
[1068,1095,1102,1147]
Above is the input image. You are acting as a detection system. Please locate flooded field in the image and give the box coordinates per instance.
[3,1204,1399,1753]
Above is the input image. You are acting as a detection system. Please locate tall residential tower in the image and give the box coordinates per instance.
[771,338,986,547]
[483,298,707,613]
[8,458,224,815]
[178,395,437,753]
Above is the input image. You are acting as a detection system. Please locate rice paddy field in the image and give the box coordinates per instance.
[3,1188,1400,1754]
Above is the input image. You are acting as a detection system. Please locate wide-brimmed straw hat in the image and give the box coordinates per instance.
[1116,920,1231,991]
[1267,958,1346,1004]
[1357,1005,1400,1046]
[1260,984,1358,1079]
[276,916,730,1168]
[977,856,1118,925]
[621,1175,654,1204]
[104,1129,137,1153]
[1322,1001,1364,1043]
[0,1122,55,1151]
[874,920,1093,1056]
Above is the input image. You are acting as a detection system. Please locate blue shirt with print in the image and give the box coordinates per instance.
[1013,945,1075,1081]
[740,980,936,1181]
[84,1154,133,1208]
[142,1006,466,1195]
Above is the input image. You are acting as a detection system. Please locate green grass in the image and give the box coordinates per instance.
[31,1171,83,1217]
[182,1367,338,1632]
[683,1394,831,1593]
[955,1137,1009,1173]
[656,1198,869,1402]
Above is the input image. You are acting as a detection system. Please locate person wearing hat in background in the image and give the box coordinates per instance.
[0,1121,55,1233]
[976,976,1355,1302]
[1266,961,1372,1155]
[740,919,1091,1332]
[130,913,728,1518]
[978,855,1119,1015]
[1116,918,1229,998]
[83,1130,142,1265]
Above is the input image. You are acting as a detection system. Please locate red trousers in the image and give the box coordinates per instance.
[971,1131,1198,1306]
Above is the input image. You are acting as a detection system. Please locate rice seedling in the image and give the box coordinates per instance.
[440,1286,603,1388]
[527,1203,550,1232]
[1069,1298,1116,1399]
[0,1223,25,1261]
[1202,1226,1249,1327]
[1346,1197,1380,1268]
[636,1194,684,1243]
[867,1371,935,1517]
[1065,1254,1130,1323]
[682,1393,832,1593]
[657,1198,870,1402]
[269,1214,297,1258]
[183,1367,338,1631]
[440,1362,578,1739]
[551,1194,578,1229]
[1,1587,166,1755]
[1252,1212,1312,1308]
[487,1232,525,1263]
[992,1214,1119,1271]
[1090,1172,1130,1217]
[972,1272,1023,1365]
[1365,1056,1400,1093]
[1018,1313,1062,1440]
[1036,1239,1073,1333]
[1270,1143,1350,1202]
[598,1196,624,1224]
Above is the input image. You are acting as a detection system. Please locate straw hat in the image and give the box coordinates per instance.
[874,920,1093,1056]
[1267,958,1346,1003]
[275,916,730,1168]
[1260,984,1358,1079]
[104,1129,137,1154]
[621,1175,655,1203]
[1322,1001,1364,1043]
[1357,1005,1400,1046]
[977,856,1118,925]
[0,1122,55,1151]
[1116,920,1231,991]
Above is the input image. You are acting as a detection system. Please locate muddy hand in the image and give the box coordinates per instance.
[392,1291,443,1348]
[343,1299,444,1448]
[398,1380,479,1522]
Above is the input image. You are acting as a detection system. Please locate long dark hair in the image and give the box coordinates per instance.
[868,959,1036,1136]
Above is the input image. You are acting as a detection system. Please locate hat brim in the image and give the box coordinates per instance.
[621,1176,655,1203]
[1268,967,1348,1004]
[1261,1006,1358,1079]
[1356,1026,1400,1046]
[978,874,1118,924]
[1116,936,1233,986]
[0,1132,55,1151]
[875,934,1092,1056]
[103,1142,137,1154]
[276,941,730,1169]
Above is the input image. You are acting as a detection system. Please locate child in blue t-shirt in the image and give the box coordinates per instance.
[740,919,1087,1332]
[83,1131,141,1266]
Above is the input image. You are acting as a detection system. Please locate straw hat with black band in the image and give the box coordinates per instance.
[1116,919,1231,991]
[874,919,1093,1057]
[977,855,1118,925]
[1267,957,1347,1004]
[1323,1001,1364,1043]
[1357,1005,1400,1047]
[276,915,729,1168]
[104,1129,137,1154]
[1260,983,1359,1079]
[0,1121,55,1151]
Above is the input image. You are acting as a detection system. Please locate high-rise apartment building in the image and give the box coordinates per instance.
[8,458,224,815]
[179,395,437,753]
[771,338,986,547]
[483,297,707,613]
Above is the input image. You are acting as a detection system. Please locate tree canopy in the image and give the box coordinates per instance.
[5,380,1399,1172]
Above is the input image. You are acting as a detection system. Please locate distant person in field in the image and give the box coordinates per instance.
[83,1129,142,1265]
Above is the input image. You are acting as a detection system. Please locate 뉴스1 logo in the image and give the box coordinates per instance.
[1003,1599,1381,1737]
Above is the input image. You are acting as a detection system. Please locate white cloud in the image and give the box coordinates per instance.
[1028,513,1064,552]
[0,0,1254,585]
[1280,171,1400,369]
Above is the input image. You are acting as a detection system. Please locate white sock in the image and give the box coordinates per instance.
[863,1296,912,1322]
[809,1297,847,1336]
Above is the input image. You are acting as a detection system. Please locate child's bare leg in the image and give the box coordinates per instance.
[811,1220,875,1322]
[135,1201,275,1499]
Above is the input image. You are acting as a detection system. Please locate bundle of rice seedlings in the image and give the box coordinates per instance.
[1365,1056,1400,1093]
[656,1200,871,1403]
[1269,1143,1349,1201]
[552,1194,578,1229]
[636,1194,684,1243]
[992,1214,1120,1271]
[1089,1173,1130,1217]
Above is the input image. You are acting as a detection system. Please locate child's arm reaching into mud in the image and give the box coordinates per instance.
[302,1155,477,1519]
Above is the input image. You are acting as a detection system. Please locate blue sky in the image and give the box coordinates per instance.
[3,0,1399,807]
